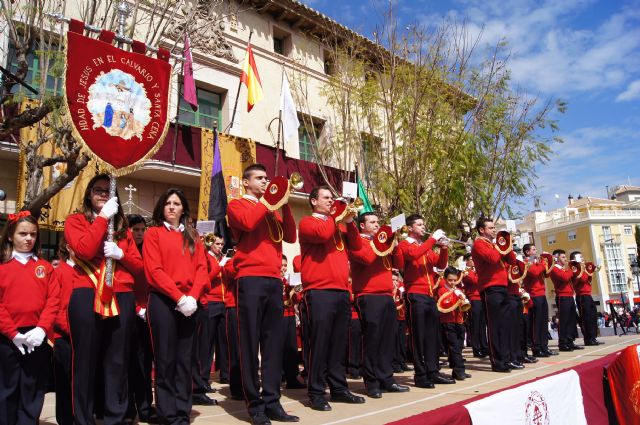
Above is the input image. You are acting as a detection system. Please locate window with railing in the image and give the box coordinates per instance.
[604,241,627,294]
[7,43,63,97]
[177,85,222,129]
[624,225,632,236]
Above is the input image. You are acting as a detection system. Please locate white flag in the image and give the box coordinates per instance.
[280,73,300,157]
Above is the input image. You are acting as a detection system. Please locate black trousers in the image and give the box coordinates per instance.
[304,289,351,399]
[236,277,284,416]
[507,295,525,362]
[393,320,408,369]
[348,318,362,376]
[406,293,440,384]
[54,337,73,425]
[206,301,228,382]
[298,301,310,377]
[356,295,397,391]
[576,295,597,343]
[0,329,51,425]
[126,315,154,420]
[482,286,511,369]
[529,296,549,352]
[148,292,195,425]
[442,323,465,374]
[192,303,210,394]
[225,307,242,399]
[469,300,488,354]
[282,315,299,385]
[557,296,577,347]
[68,288,135,425]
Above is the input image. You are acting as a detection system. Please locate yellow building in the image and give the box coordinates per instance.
[520,195,640,313]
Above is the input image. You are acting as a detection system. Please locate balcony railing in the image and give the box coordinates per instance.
[535,208,640,231]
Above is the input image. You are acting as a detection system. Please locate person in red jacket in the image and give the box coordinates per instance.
[227,163,298,425]
[549,249,583,352]
[281,255,304,390]
[350,212,410,398]
[64,174,144,425]
[143,188,209,425]
[570,251,601,346]
[521,244,556,358]
[470,217,517,373]
[395,214,452,387]
[461,253,489,358]
[205,234,229,387]
[0,211,60,425]
[391,271,410,373]
[299,185,365,411]
[221,257,242,401]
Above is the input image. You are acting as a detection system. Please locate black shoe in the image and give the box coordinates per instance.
[384,383,410,392]
[453,371,471,380]
[331,391,366,404]
[250,412,272,425]
[285,382,306,389]
[309,398,331,411]
[523,355,538,364]
[508,362,524,369]
[205,383,217,393]
[415,381,435,388]
[543,349,558,356]
[219,377,229,384]
[532,350,550,358]
[559,345,574,352]
[193,393,217,406]
[570,344,584,350]
[430,373,455,384]
[265,407,300,422]
[349,373,362,380]
[492,366,511,373]
[401,364,413,371]
[138,414,160,424]
[585,341,599,346]
[367,388,382,398]
[473,351,487,358]
[393,367,403,373]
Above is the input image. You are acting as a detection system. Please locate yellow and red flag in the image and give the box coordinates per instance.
[241,43,263,112]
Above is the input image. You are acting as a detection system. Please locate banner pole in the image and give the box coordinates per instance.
[226,30,253,133]
[274,63,285,176]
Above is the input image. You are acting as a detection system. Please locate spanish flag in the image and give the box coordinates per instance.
[241,43,263,112]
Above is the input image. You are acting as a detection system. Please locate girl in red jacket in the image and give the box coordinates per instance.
[64,174,144,425]
[0,211,60,425]
[143,188,209,425]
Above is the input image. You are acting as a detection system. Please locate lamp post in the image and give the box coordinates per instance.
[632,259,640,303]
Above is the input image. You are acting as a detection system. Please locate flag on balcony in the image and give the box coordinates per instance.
[241,43,263,112]
[207,128,232,246]
[356,165,374,213]
[183,33,198,111]
[280,71,299,156]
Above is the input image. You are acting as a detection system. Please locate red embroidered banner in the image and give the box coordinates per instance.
[64,30,172,175]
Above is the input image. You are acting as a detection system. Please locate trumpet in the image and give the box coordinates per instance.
[347,197,364,215]
[289,172,304,191]
[204,233,217,248]
[519,287,531,303]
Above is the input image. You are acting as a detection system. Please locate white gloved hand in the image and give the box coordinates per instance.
[24,327,46,348]
[176,295,198,317]
[431,229,445,241]
[12,333,29,355]
[574,254,583,263]
[100,197,119,219]
[136,308,147,321]
[104,241,124,260]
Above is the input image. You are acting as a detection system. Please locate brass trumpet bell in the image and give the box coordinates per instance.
[204,233,217,248]
[289,172,304,191]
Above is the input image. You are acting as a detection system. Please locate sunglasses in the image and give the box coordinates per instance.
[91,187,110,196]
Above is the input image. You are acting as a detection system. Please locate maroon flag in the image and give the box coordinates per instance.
[183,33,198,111]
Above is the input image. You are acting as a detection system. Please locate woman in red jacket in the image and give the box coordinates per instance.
[0,211,60,425]
[143,188,209,425]
[64,174,144,425]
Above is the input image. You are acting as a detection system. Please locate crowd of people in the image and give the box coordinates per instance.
[0,164,604,425]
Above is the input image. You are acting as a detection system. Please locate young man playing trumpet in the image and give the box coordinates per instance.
[549,249,583,352]
[570,251,601,346]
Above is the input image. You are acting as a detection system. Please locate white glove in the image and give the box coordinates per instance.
[12,333,29,355]
[104,241,124,260]
[176,295,197,317]
[431,229,445,241]
[136,308,147,321]
[574,254,583,263]
[24,327,46,349]
[100,197,119,219]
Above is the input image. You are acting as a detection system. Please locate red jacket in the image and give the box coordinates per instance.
[53,260,77,338]
[222,261,237,308]
[395,237,448,296]
[227,197,296,279]
[550,265,575,297]
[0,258,60,340]
[436,284,464,324]
[142,226,209,303]
[523,262,547,298]
[572,272,593,296]
[299,216,361,291]
[462,269,481,301]
[64,213,144,293]
[349,234,394,296]
[470,237,516,291]
[205,252,224,303]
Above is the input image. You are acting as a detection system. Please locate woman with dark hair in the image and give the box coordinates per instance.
[0,211,60,424]
[143,188,209,425]
[64,173,144,425]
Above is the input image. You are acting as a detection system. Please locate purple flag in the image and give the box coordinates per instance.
[183,34,198,111]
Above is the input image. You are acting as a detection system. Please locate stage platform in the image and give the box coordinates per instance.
[39,333,640,424]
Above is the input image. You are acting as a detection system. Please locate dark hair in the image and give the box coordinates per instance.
[0,214,40,263]
[406,214,423,227]
[552,249,565,256]
[151,188,198,255]
[522,244,534,256]
[126,214,146,227]
[82,173,128,240]
[309,185,333,208]
[569,251,581,261]
[443,266,460,279]
[358,212,377,227]
[475,216,494,232]
[463,253,472,261]
[242,163,267,180]
[57,234,70,262]
[282,254,288,262]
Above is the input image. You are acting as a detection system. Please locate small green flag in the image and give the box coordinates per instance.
[357,177,374,213]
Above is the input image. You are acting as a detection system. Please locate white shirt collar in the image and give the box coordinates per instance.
[312,212,328,221]
[554,263,564,270]
[243,194,259,203]
[66,258,76,267]
[360,233,372,240]
[163,221,185,232]
[405,236,418,244]
[12,250,36,265]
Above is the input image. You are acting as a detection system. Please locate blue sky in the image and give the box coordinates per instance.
[301,0,640,213]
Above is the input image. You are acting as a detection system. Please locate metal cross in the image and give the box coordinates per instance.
[125,184,137,214]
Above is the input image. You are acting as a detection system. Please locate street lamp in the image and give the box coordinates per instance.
[632,258,640,299]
